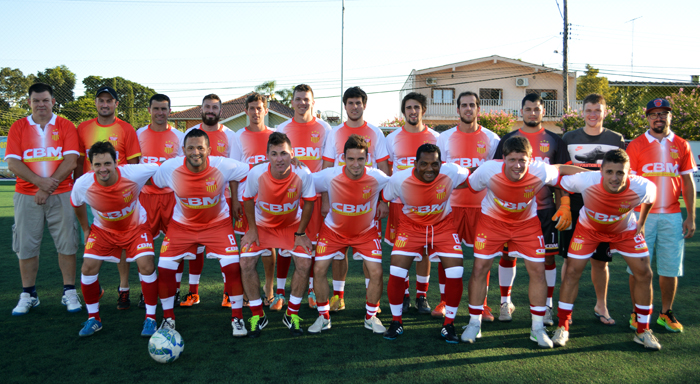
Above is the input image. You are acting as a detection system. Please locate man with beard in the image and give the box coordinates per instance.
[435,91,500,320]
[76,86,141,311]
[493,93,571,325]
[320,87,390,313]
[182,94,239,308]
[625,98,696,334]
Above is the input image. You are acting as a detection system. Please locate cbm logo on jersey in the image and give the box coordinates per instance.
[316,238,328,254]
[247,155,267,165]
[122,188,134,203]
[98,201,137,221]
[294,146,320,160]
[164,141,176,154]
[539,140,550,153]
[670,146,679,159]
[160,237,170,253]
[287,185,298,199]
[85,235,97,250]
[476,141,487,154]
[494,198,528,213]
[109,136,119,147]
[310,131,321,143]
[396,157,416,170]
[452,158,485,167]
[217,140,227,154]
[523,185,535,199]
[475,233,486,250]
[23,146,63,162]
[395,233,408,248]
[362,186,372,199]
[571,236,585,251]
[407,202,447,216]
[260,200,298,215]
[641,162,679,177]
[51,129,60,141]
[205,178,218,193]
[332,202,371,216]
[180,196,220,209]
[436,184,447,199]
[586,208,622,224]
[619,201,632,214]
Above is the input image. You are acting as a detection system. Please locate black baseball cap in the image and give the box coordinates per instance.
[95,86,119,101]
[645,98,671,115]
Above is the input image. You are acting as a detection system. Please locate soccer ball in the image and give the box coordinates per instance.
[148,329,184,363]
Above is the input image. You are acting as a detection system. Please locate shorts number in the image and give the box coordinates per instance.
[228,234,236,245]
[452,234,460,244]
[141,233,149,241]
[551,233,555,245]
[537,235,545,248]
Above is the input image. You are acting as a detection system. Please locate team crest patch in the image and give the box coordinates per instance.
[474,233,486,250]
[654,99,663,107]
[670,146,679,159]
[523,185,535,199]
[217,140,227,154]
[205,178,217,193]
[539,140,550,153]
[123,188,134,203]
[164,141,175,154]
[362,135,372,147]
[570,236,584,251]
[436,184,447,199]
[316,238,328,254]
[109,136,119,147]
[51,129,60,141]
[395,233,408,248]
[476,141,486,154]
[235,219,243,229]
[388,225,396,240]
[362,186,372,199]
[310,131,320,143]
[85,234,97,250]
[160,237,170,253]
[287,185,298,199]
[619,201,632,214]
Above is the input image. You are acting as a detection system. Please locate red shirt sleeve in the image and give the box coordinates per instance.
[123,123,142,161]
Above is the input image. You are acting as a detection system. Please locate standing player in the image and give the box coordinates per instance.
[239,132,315,337]
[320,86,390,312]
[274,84,332,310]
[310,134,390,334]
[493,93,571,325]
[626,98,696,333]
[561,93,625,325]
[6,82,81,315]
[153,129,249,336]
[136,94,185,307]
[229,93,277,306]
[76,86,142,310]
[435,91,500,320]
[463,136,581,348]
[184,94,239,308]
[384,92,440,314]
[71,141,159,337]
[553,149,659,350]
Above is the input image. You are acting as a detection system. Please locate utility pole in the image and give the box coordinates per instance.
[626,16,642,76]
[340,0,345,123]
[562,0,569,113]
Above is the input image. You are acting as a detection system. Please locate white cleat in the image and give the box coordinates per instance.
[461,319,482,343]
[62,289,82,313]
[308,315,331,334]
[551,326,569,347]
[12,292,40,316]
[530,326,553,348]
[499,302,515,322]
[364,315,386,334]
[232,317,248,337]
[159,318,176,331]
[633,329,661,351]
[543,306,554,326]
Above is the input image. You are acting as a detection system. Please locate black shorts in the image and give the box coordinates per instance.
[504,206,559,256]
[559,195,612,262]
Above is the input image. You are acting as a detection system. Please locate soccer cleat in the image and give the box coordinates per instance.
[383,321,404,340]
[79,317,102,337]
[12,293,40,316]
[159,318,176,331]
[402,295,411,313]
[415,296,431,314]
[269,294,286,311]
[482,305,495,322]
[137,293,146,309]
[634,329,661,350]
[575,146,607,163]
[551,326,569,347]
[283,313,304,336]
[116,288,130,310]
[441,323,459,344]
[308,291,317,309]
[499,302,515,322]
[431,301,446,318]
[221,293,231,308]
[629,313,638,331]
[364,316,386,334]
[308,315,331,334]
[530,326,553,348]
[141,318,157,337]
[232,317,248,337]
[543,306,554,326]
[248,315,268,338]
[461,319,482,343]
[657,310,683,332]
[62,289,82,313]
[180,292,201,307]
[329,295,345,312]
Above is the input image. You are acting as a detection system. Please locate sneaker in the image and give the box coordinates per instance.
[543,306,554,326]
[61,289,82,313]
[232,317,248,337]
[657,310,683,332]
[461,319,482,343]
[270,294,286,311]
[402,295,410,313]
[416,296,431,314]
[633,329,661,350]
[383,320,403,340]
[364,315,386,334]
[441,323,459,344]
[12,292,40,316]
[248,315,268,338]
[629,313,638,331]
[159,318,176,331]
[221,293,231,308]
[283,313,304,336]
[308,315,331,334]
[141,318,157,337]
[431,301,446,318]
[137,293,146,309]
[499,302,515,322]
[308,291,317,309]
[551,326,569,347]
[174,289,181,307]
[530,326,553,348]
[79,317,102,337]
[180,292,201,307]
[482,305,495,322]
[329,295,345,312]
[117,288,130,310]
[575,146,607,163]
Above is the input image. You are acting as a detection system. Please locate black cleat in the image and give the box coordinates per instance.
[402,295,411,313]
[248,315,269,338]
[416,296,431,314]
[441,323,459,344]
[383,321,404,340]
[116,287,130,310]
[138,292,146,309]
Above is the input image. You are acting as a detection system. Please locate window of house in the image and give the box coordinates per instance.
[432,88,454,104]
[526,89,557,100]
[479,88,503,106]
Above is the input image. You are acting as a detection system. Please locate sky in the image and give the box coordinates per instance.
[2,0,699,125]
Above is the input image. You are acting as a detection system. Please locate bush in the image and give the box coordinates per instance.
[478,111,516,137]
[667,87,700,141]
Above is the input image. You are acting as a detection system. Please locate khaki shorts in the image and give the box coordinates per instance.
[12,192,79,259]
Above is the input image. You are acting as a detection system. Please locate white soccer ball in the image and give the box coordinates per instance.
[148,329,184,363]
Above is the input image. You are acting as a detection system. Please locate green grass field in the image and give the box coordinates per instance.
[1,181,699,384]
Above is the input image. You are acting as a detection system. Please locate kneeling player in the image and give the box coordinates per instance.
[153,129,249,336]
[553,149,660,350]
[72,141,160,337]
[309,134,390,334]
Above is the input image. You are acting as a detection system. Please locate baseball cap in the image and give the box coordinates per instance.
[645,98,671,115]
[95,86,119,101]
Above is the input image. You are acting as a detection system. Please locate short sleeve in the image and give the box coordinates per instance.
[152,159,174,189]
[559,172,593,195]
[680,140,697,175]
[298,167,316,199]
[229,133,243,162]
[487,132,500,160]
[467,161,496,192]
[220,158,248,182]
[70,176,88,207]
[60,119,80,156]
[4,120,24,161]
[124,125,142,161]
[373,130,389,163]
[321,131,336,163]
[243,165,263,199]
[381,177,398,202]
[312,168,332,193]
[541,162,560,186]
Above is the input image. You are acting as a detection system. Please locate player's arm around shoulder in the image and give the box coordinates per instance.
[442,162,470,189]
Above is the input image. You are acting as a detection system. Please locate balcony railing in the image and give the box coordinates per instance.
[425,99,583,120]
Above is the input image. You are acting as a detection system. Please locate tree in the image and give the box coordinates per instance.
[254,80,294,107]
[35,65,76,110]
[62,96,98,125]
[0,67,32,108]
[254,80,277,96]
[82,76,156,127]
[576,64,613,101]
[275,88,294,108]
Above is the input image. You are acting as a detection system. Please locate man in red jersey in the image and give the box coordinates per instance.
[6,83,81,316]
[71,141,159,337]
[274,84,331,310]
[320,87,390,313]
[76,85,142,311]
